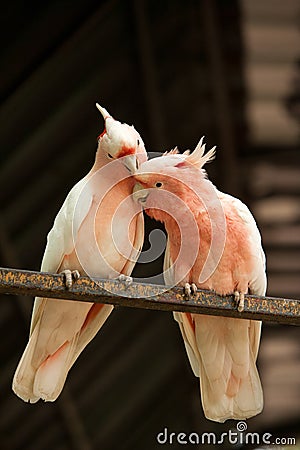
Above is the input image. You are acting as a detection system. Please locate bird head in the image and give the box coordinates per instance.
[96,103,147,173]
[132,138,216,220]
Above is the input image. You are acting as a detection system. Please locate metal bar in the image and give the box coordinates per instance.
[0,267,299,326]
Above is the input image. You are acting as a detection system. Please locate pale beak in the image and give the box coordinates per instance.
[123,154,139,174]
[133,183,149,204]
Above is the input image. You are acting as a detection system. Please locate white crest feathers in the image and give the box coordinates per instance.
[96,103,111,120]
[163,147,180,156]
[186,137,216,168]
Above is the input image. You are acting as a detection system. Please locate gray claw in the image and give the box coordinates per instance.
[61,269,80,289]
[117,274,133,287]
[184,282,198,299]
[234,291,245,312]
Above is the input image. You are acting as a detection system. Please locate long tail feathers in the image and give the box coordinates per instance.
[198,348,263,422]
[175,313,263,422]
[12,301,113,402]
[12,324,40,403]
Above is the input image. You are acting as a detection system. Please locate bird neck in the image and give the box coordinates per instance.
[91,146,107,172]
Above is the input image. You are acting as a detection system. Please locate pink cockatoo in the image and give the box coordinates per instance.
[133,140,266,422]
[13,104,147,403]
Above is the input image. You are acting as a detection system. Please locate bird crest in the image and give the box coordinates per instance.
[96,103,111,120]
[163,147,180,156]
[163,147,190,156]
[185,137,216,168]
[163,138,216,168]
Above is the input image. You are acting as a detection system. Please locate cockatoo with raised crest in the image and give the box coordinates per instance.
[13,104,147,403]
[133,139,266,422]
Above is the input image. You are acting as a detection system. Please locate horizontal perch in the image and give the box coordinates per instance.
[0,267,299,326]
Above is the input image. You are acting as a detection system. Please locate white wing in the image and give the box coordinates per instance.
[41,176,93,273]
[30,176,93,334]
[221,192,267,296]
[221,192,266,361]
[13,176,96,402]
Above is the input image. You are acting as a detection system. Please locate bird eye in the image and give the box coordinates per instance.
[107,153,113,159]
[155,182,163,188]
[137,139,140,146]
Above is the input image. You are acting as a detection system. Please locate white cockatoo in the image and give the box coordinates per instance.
[13,104,147,402]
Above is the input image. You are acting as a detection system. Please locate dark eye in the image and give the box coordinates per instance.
[137,139,140,146]
[107,153,113,159]
[155,182,163,188]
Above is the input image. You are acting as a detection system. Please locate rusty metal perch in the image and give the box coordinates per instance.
[0,267,299,326]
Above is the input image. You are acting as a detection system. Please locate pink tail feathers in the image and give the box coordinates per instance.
[12,302,113,402]
[198,350,263,422]
[174,312,263,422]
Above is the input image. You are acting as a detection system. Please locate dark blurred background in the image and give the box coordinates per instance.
[0,0,299,449]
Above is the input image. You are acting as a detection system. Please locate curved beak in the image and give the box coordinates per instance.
[123,154,139,174]
[133,183,149,204]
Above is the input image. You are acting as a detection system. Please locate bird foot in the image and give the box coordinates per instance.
[61,269,80,289]
[184,282,197,299]
[117,274,133,288]
[234,291,245,312]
